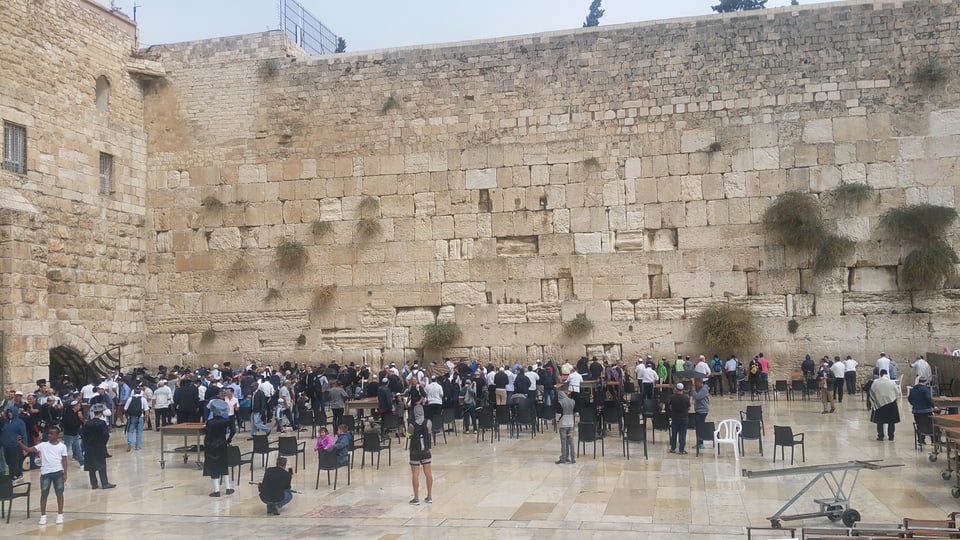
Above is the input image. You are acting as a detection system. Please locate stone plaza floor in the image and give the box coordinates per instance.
[3,392,957,539]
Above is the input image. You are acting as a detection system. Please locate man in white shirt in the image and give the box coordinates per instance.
[724,356,739,398]
[911,356,933,386]
[524,367,539,399]
[843,356,859,396]
[694,356,712,377]
[505,369,516,401]
[830,357,847,403]
[875,353,891,376]
[641,359,659,401]
[566,370,583,401]
[424,377,444,419]
[634,360,647,385]
[18,425,68,525]
[80,382,97,403]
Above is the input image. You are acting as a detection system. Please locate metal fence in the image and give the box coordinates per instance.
[278,0,339,55]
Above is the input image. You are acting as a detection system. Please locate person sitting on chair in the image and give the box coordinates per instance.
[259,456,293,515]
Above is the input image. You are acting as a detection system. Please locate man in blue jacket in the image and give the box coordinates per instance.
[1,407,27,479]
[907,377,939,446]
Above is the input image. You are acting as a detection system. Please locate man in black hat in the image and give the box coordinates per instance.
[81,404,115,489]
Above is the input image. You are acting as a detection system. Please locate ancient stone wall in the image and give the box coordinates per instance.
[142,0,960,376]
[0,0,148,388]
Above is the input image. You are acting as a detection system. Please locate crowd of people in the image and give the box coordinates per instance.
[0,351,948,522]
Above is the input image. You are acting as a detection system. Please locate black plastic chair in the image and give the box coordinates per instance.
[341,414,356,433]
[380,412,403,443]
[773,380,788,401]
[515,399,537,438]
[790,380,806,401]
[252,434,279,468]
[538,402,557,432]
[642,398,659,418]
[577,422,604,458]
[602,400,623,436]
[695,421,716,457]
[773,425,805,464]
[227,445,255,484]
[300,409,316,438]
[0,475,30,523]
[739,419,763,456]
[237,406,251,431]
[495,405,512,439]
[914,415,935,451]
[315,449,350,490]
[277,436,306,472]
[360,431,391,469]
[431,413,447,444]
[441,408,458,436]
[740,405,764,431]
[623,421,648,460]
[651,411,670,444]
[476,407,498,443]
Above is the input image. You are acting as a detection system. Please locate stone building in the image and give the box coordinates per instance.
[3,0,960,390]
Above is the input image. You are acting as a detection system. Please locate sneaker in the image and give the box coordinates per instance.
[55,514,64,525]
[424,496,433,504]
[409,497,420,505]
[679,451,688,455]
[225,489,235,495]
[569,460,576,464]
[209,491,221,497]
[695,444,704,450]
[39,515,47,526]
[126,445,132,453]
[555,459,567,464]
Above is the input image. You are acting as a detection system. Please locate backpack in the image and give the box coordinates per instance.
[127,396,143,418]
[749,361,760,376]
[409,421,431,454]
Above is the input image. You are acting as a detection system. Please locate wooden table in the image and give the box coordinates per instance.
[942,427,960,498]
[934,396,960,413]
[159,422,204,469]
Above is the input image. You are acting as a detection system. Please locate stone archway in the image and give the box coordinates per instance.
[49,345,89,387]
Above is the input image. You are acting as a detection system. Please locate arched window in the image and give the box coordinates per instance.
[95,75,110,111]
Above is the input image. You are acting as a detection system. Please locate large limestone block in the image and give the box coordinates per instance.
[849,267,897,292]
[711,271,748,297]
[929,109,960,136]
[574,233,602,254]
[684,297,727,318]
[625,157,643,180]
[669,271,711,298]
[465,168,497,189]
[395,307,437,327]
[843,292,912,315]
[729,295,787,317]
[526,302,561,323]
[680,129,715,153]
[657,298,686,320]
[207,227,241,250]
[359,307,396,328]
[325,329,388,350]
[913,290,960,313]
[832,117,868,142]
[611,300,636,321]
[815,293,844,315]
[757,269,802,295]
[865,314,931,340]
[803,119,833,144]
[801,268,848,294]
[497,304,527,324]
[441,282,486,305]
[791,294,816,317]
[634,299,658,320]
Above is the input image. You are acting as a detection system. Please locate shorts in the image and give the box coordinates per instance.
[409,452,432,466]
[40,470,65,495]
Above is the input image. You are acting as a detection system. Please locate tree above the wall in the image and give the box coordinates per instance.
[712,0,767,13]
[583,0,604,27]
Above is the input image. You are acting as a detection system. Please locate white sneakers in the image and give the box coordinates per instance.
[56,514,64,524]
[38,515,47,525]
[38,514,64,525]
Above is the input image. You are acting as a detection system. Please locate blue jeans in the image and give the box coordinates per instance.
[558,426,575,462]
[670,418,688,452]
[542,387,556,407]
[267,489,293,512]
[40,470,65,495]
[251,412,271,435]
[127,415,144,449]
[63,434,84,465]
[694,412,707,445]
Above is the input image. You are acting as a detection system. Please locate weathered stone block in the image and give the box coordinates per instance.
[849,267,897,292]
[497,303,527,324]
[669,272,711,298]
[465,168,497,189]
[441,282,486,304]
[843,292,912,315]
[574,233,602,254]
[526,302,561,322]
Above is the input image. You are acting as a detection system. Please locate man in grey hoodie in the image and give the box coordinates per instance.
[555,383,576,464]
[691,378,711,450]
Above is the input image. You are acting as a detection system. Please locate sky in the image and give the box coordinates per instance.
[98,0,836,53]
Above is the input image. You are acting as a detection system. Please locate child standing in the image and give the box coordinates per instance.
[18,426,68,525]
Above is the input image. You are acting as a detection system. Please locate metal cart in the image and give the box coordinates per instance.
[743,460,902,529]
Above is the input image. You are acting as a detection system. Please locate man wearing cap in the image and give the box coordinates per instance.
[668,383,691,455]
[875,352,891,375]
[908,377,939,446]
[555,383,576,464]
[61,399,84,466]
[641,357,660,401]
[124,386,150,451]
[152,380,173,430]
[911,356,933,386]
[81,404,115,489]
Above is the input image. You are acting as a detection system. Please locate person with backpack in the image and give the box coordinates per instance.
[250,386,272,437]
[459,380,477,434]
[407,404,433,505]
[748,356,761,396]
[123,385,150,452]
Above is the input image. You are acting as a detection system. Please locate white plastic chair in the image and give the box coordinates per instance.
[713,419,741,459]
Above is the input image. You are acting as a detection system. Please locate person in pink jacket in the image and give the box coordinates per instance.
[314,426,332,451]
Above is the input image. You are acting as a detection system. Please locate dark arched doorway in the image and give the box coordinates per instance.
[49,346,90,387]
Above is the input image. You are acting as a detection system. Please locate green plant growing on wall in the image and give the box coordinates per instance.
[380,95,400,114]
[264,287,282,302]
[563,313,594,338]
[310,220,333,236]
[201,328,217,344]
[227,256,251,279]
[296,333,307,346]
[275,240,308,271]
[812,234,855,275]
[421,320,462,350]
[763,191,825,249]
[830,182,872,205]
[883,204,959,290]
[356,218,382,240]
[201,195,225,210]
[694,304,756,351]
[312,285,337,310]
[707,141,722,153]
[359,196,380,216]
[787,319,800,334]
[915,60,949,85]
[901,240,959,290]
[581,157,600,169]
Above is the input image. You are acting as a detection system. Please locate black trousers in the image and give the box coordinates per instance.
[88,468,109,487]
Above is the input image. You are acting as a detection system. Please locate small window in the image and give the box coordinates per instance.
[99,152,113,195]
[95,75,110,112]
[3,121,27,174]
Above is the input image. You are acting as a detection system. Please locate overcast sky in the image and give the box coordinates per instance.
[98,0,837,52]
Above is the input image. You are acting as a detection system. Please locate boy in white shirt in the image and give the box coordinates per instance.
[18,426,69,525]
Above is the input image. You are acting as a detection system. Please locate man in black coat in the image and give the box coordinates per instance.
[173,378,200,423]
[81,404,115,489]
